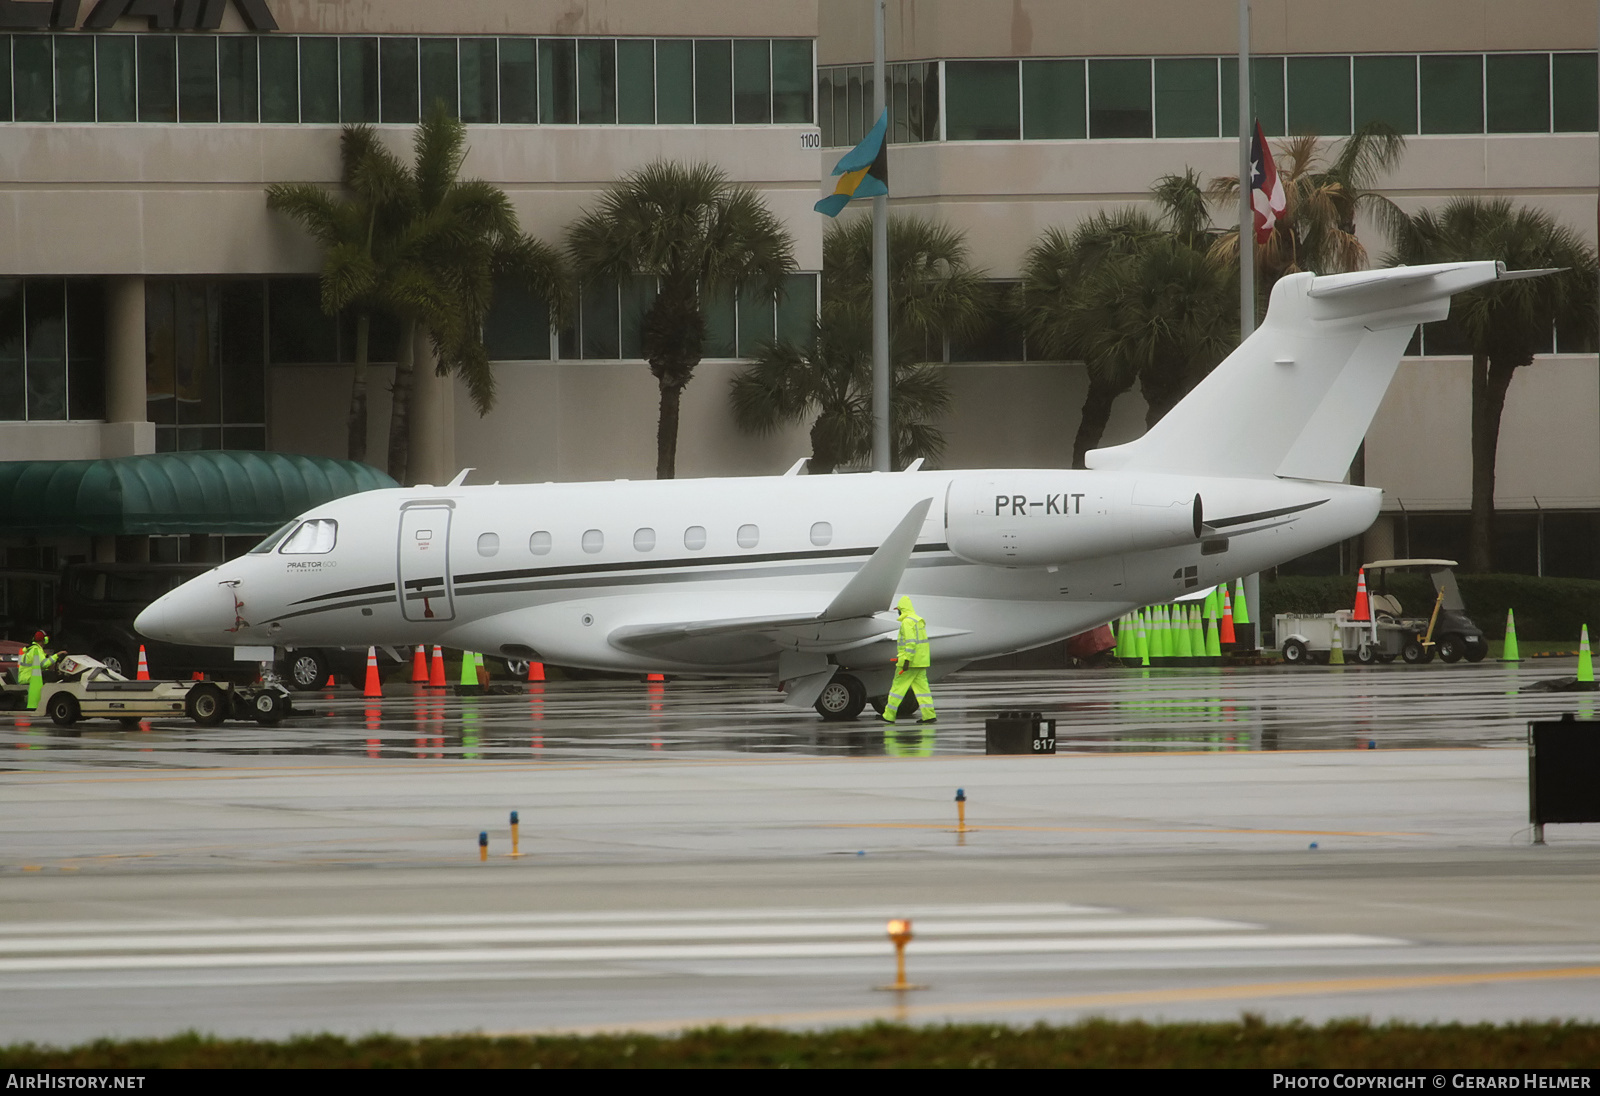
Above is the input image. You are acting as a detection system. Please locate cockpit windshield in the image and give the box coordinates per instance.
[278,519,339,555]
[249,521,297,555]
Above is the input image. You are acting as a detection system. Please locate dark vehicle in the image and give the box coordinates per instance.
[54,563,363,688]
[0,568,59,643]
[1365,559,1489,665]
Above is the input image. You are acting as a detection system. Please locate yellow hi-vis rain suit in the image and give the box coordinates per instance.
[883,595,935,723]
[19,636,59,709]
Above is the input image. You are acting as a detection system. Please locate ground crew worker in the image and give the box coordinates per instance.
[882,595,936,725]
[18,630,60,710]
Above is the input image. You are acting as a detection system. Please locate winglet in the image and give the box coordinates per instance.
[822,498,932,621]
[446,468,475,487]
[783,457,810,477]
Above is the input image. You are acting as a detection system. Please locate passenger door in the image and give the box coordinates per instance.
[397,502,455,622]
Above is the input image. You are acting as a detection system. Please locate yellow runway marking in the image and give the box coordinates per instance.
[531,965,1600,1036]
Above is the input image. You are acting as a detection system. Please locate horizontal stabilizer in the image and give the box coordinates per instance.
[1085,261,1552,483]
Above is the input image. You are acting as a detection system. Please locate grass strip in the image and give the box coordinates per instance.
[5,1018,1600,1069]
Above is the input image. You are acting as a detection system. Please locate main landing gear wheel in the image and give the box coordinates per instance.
[814,673,866,722]
[870,693,921,719]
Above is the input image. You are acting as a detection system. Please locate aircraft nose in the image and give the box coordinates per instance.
[136,578,239,645]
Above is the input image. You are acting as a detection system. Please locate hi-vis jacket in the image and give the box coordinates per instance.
[895,596,931,667]
[18,641,56,682]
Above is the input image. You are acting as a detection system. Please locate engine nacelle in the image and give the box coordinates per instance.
[945,472,1201,567]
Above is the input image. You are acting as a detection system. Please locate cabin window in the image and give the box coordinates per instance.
[809,521,832,547]
[581,529,604,554]
[633,527,656,552]
[477,532,500,557]
[737,523,759,549]
[529,530,552,555]
[684,525,707,550]
[278,518,337,554]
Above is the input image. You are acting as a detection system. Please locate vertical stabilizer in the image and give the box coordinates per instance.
[1083,261,1549,483]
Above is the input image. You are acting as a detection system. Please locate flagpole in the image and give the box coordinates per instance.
[1237,0,1261,650]
[1238,0,1253,339]
[871,0,890,472]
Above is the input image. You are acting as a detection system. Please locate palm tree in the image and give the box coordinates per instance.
[728,215,983,472]
[269,107,567,483]
[267,127,406,464]
[1386,198,1598,572]
[1018,174,1237,467]
[1207,124,1407,296]
[565,162,795,479]
[728,323,952,473]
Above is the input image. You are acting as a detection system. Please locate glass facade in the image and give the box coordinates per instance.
[525,274,818,363]
[0,278,104,422]
[821,51,1599,145]
[0,35,813,125]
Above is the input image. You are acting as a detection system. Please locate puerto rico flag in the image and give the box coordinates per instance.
[1249,122,1286,245]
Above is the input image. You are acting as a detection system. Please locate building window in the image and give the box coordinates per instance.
[1088,58,1152,138]
[1353,55,1416,134]
[0,277,104,423]
[1486,53,1550,133]
[947,60,1019,140]
[1420,54,1483,134]
[695,39,733,123]
[1153,58,1217,138]
[1287,55,1349,136]
[1553,53,1599,131]
[146,279,265,451]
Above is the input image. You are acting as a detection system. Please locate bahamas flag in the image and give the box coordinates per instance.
[815,110,889,217]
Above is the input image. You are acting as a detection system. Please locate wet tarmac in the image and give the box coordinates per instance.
[2,661,1598,1042]
[3,658,1593,767]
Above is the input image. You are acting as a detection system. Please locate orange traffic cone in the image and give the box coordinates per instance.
[411,644,428,683]
[363,647,382,699]
[1219,586,1237,645]
[647,672,665,682]
[136,645,151,681]
[192,671,204,681]
[527,660,545,683]
[324,675,337,688]
[1352,567,1371,622]
[428,645,446,688]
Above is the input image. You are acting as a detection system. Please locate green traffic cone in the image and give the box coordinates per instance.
[1137,611,1150,667]
[1205,607,1222,660]
[1328,623,1345,665]
[1500,609,1522,663]
[1233,577,1251,626]
[1579,625,1593,684]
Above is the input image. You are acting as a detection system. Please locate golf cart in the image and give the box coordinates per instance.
[1273,559,1487,665]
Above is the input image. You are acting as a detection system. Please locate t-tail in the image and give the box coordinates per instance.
[1084,261,1553,483]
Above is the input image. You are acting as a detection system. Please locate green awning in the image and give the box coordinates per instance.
[0,451,398,536]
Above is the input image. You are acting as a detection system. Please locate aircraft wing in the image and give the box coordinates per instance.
[606,499,959,665]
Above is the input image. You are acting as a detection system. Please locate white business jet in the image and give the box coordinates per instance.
[137,261,1542,719]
